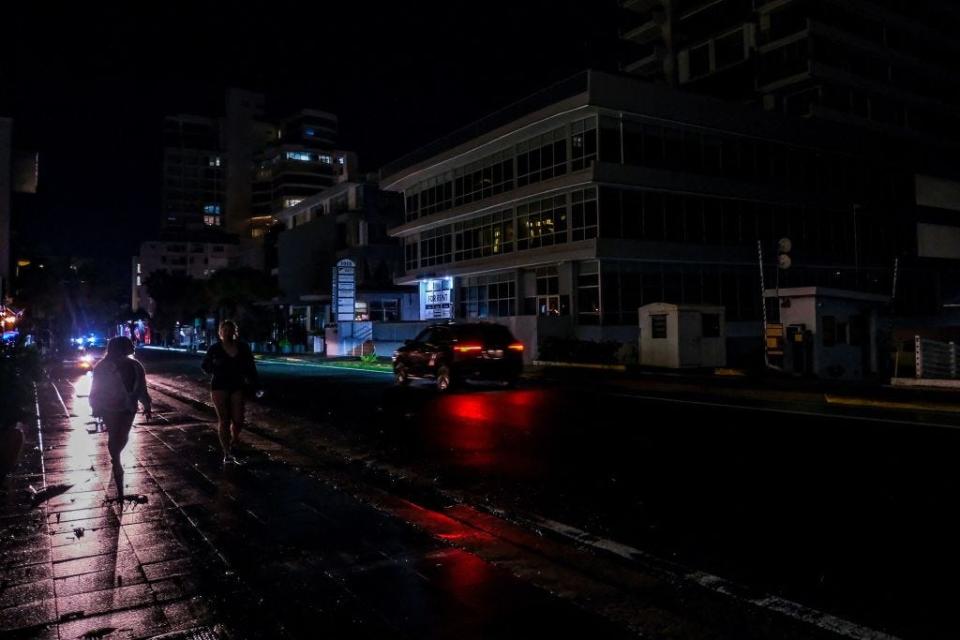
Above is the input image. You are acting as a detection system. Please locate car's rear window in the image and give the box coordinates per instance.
[454,324,515,344]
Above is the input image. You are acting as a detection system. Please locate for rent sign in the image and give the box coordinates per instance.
[419,278,453,320]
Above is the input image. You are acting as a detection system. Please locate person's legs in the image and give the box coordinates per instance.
[104,412,134,501]
[228,390,245,446]
[211,390,233,459]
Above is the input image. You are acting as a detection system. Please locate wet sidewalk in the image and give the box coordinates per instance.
[0,374,641,639]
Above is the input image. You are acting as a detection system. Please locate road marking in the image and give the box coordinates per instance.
[529,515,901,640]
[604,392,960,430]
[49,379,71,418]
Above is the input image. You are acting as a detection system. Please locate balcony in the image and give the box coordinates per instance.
[621,11,667,45]
[623,47,666,76]
[621,0,662,13]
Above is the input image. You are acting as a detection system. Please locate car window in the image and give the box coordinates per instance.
[454,324,514,344]
[414,329,432,342]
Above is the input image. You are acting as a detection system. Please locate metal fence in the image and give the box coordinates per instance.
[915,336,959,379]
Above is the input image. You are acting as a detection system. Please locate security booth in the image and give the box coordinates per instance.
[764,287,889,380]
[638,303,726,369]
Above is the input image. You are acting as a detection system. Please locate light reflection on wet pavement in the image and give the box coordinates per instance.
[0,372,640,639]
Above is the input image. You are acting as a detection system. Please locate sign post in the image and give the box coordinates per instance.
[332,259,356,323]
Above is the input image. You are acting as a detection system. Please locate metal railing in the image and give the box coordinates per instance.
[915,336,958,379]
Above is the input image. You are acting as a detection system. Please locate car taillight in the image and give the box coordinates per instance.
[508,343,524,352]
[454,343,483,353]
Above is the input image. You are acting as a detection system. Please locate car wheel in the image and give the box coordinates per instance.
[394,363,410,386]
[436,365,455,392]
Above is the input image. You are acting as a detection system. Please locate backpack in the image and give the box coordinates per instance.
[89,359,143,415]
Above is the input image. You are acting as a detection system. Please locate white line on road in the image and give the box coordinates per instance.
[604,391,960,430]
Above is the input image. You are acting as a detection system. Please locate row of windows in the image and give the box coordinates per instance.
[454,210,514,261]
[601,115,887,198]
[404,188,598,271]
[402,111,891,227]
[458,273,516,318]
[403,184,894,273]
[404,118,597,221]
[597,188,895,262]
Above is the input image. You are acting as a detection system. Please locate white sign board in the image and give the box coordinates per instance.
[332,258,356,322]
[419,278,453,320]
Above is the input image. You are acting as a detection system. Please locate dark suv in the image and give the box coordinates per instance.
[392,322,524,391]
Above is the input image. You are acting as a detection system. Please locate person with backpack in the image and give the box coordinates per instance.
[201,320,259,465]
[89,336,152,502]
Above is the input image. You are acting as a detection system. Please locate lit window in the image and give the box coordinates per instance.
[203,204,221,214]
[136,275,141,286]
[136,263,141,274]
[284,198,304,208]
[337,156,346,165]
[319,154,333,164]
[203,215,220,226]
[286,151,313,162]
[208,156,221,167]
[305,128,316,137]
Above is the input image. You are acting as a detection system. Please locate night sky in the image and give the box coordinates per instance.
[3,1,620,262]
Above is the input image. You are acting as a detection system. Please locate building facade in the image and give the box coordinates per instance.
[132,232,240,314]
[163,90,357,241]
[275,180,413,337]
[162,115,226,229]
[382,71,917,363]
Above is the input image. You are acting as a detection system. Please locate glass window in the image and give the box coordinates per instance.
[652,314,668,339]
[285,151,313,162]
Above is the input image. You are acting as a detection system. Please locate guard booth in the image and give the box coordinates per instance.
[764,287,889,380]
[639,303,727,368]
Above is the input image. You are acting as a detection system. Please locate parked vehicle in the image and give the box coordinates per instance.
[392,322,524,391]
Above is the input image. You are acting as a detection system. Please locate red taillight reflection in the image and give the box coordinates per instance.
[508,343,524,352]
[454,343,483,353]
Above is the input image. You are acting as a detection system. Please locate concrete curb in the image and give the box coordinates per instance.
[532,360,626,371]
[890,377,960,390]
[825,394,960,414]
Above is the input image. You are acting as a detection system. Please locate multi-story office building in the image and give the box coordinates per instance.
[163,90,356,240]
[275,179,413,335]
[619,0,960,318]
[250,109,357,238]
[620,0,960,138]
[131,230,240,314]
[382,71,919,362]
[162,115,226,229]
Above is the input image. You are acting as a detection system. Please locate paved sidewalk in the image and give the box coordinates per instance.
[0,374,641,639]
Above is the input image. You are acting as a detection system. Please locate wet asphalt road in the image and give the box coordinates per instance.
[138,349,960,639]
[3,366,646,639]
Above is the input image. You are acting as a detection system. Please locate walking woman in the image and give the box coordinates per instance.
[201,320,259,464]
[89,336,152,502]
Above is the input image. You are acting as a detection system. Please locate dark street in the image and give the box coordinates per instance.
[133,349,960,639]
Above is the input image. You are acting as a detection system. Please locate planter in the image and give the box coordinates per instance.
[0,424,24,480]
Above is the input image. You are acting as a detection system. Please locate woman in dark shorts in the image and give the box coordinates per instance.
[201,320,259,464]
